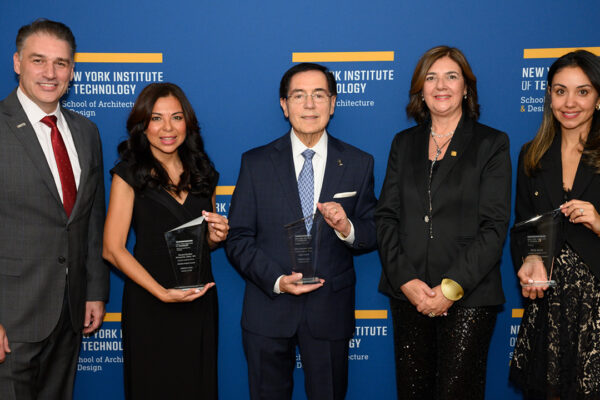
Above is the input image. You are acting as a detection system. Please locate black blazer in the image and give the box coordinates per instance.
[225,132,377,340]
[376,116,511,307]
[510,134,600,280]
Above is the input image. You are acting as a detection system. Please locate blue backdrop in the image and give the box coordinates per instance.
[1,1,599,398]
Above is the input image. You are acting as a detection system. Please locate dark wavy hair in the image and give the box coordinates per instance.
[406,45,480,124]
[118,82,217,197]
[524,50,600,175]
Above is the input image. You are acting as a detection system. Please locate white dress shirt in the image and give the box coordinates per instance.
[17,88,81,202]
[290,128,327,212]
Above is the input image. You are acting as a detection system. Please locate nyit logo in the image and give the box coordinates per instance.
[64,52,165,118]
[517,47,600,114]
[291,51,395,108]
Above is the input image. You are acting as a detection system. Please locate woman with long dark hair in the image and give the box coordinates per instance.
[376,45,511,399]
[103,83,228,399]
[510,50,600,399]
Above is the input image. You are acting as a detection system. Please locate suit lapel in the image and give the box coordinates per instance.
[411,124,430,212]
[539,134,564,208]
[2,92,63,207]
[319,135,346,203]
[431,116,473,195]
[571,138,596,200]
[572,163,595,199]
[271,134,304,220]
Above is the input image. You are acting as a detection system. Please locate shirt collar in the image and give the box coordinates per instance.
[16,87,62,125]
[290,128,328,159]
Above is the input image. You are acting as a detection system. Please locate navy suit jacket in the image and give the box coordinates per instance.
[225,132,377,340]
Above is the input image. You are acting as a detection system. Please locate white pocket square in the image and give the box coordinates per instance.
[333,191,357,199]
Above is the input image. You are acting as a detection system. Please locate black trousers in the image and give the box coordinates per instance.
[390,298,497,400]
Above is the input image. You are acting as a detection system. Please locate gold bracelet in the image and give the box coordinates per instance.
[441,278,464,301]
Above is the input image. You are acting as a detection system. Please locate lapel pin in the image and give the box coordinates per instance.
[450,151,457,157]
[337,159,343,166]
[17,122,26,128]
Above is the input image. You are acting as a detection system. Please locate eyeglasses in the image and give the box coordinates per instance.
[286,91,332,104]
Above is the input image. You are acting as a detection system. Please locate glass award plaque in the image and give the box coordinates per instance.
[511,208,563,288]
[284,213,323,284]
[164,216,206,289]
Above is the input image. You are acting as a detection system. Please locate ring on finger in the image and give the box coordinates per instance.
[580,208,584,216]
[428,312,436,318]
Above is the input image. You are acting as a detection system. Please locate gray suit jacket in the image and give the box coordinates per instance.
[0,90,109,342]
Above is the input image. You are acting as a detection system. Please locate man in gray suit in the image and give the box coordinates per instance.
[0,19,109,399]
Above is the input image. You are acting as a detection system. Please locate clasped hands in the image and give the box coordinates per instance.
[401,279,453,317]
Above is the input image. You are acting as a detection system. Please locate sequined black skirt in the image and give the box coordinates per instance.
[390,298,497,400]
[510,244,600,399]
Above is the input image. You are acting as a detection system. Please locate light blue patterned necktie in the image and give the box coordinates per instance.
[298,149,315,233]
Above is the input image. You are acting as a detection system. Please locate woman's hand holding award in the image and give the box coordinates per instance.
[164,216,207,289]
[512,208,562,289]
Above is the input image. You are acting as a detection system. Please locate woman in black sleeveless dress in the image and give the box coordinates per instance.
[103,83,229,399]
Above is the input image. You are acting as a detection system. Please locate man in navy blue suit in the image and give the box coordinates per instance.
[226,63,377,399]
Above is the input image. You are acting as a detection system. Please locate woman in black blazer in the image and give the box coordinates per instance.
[376,46,511,399]
[509,50,600,399]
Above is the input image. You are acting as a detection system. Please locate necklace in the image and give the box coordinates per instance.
[426,129,454,239]
[430,133,453,161]
[430,129,454,138]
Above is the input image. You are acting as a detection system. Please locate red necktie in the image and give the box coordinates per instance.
[41,115,77,217]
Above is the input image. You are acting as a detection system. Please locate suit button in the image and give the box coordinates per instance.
[58,256,66,264]
[424,215,429,223]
